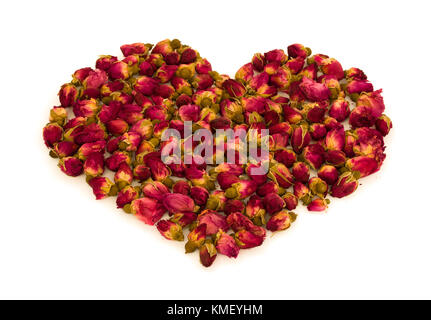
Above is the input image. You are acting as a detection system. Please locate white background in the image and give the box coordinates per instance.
[1,0,430,300]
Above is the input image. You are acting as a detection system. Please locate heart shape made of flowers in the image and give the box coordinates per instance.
[43,39,392,267]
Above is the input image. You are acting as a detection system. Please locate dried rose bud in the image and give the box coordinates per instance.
[116,185,139,209]
[223,79,246,98]
[235,230,264,249]
[286,57,305,74]
[108,61,130,80]
[270,66,291,90]
[184,167,213,189]
[146,158,171,183]
[326,150,347,167]
[106,119,129,136]
[185,224,206,253]
[215,230,239,258]
[200,239,217,267]
[346,156,379,178]
[217,172,240,190]
[329,97,350,122]
[88,176,116,200]
[96,55,118,71]
[175,63,196,80]
[131,197,166,225]
[331,171,360,198]
[257,181,282,197]
[156,220,184,241]
[163,193,195,214]
[324,116,343,132]
[310,55,344,80]
[49,106,67,126]
[118,132,141,152]
[224,199,245,216]
[345,67,367,80]
[375,114,392,136]
[269,133,289,151]
[266,210,295,232]
[326,127,345,151]
[287,43,311,59]
[225,180,258,200]
[235,63,254,83]
[132,165,150,182]
[245,195,266,225]
[291,124,311,153]
[244,163,267,185]
[317,165,339,185]
[130,119,153,140]
[353,127,385,162]
[292,161,310,183]
[274,149,297,168]
[349,105,377,128]
[356,89,385,118]
[196,58,212,74]
[211,163,243,177]
[190,186,209,206]
[52,141,78,158]
[206,190,227,212]
[105,151,130,171]
[307,198,330,212]
[301,103,326,123]
[43,123,63,148]
[299,76,330,102]
[345,79,373,96]
[170,212,197,228]
[59,83,80,107]
[198,209,229,235]
[265,49,288,64]
[151,39,173,56]
[114,162,133,189]
[72,67,92,84]
[220,99,243,122]
[120,43,150,56]
[227,212,265,237]
[77,140,106,160]
[58,157,83,177]
[251,53,265,72]
[309,177,328,199]
[83,69,108,92]
[294,182,312,205]
[264,193,286,215]
[282,192,298,210]
[310,123,327,140]
[142,181,169,201]
[63,117,85,130]
[172,180,191,195]
[84,152,104,178]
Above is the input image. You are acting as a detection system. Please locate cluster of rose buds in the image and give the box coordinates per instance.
[43,40,391,267]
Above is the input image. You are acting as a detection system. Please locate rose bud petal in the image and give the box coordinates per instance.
[346,156,379,178]
[206,190,227,212]
[282,192,298,211]
[172,180,190,195]
[77,140,106,160]
[108,61,130,80]
[266,210,296,232]
[116,185,139,209]
[58,157,83,177]
[269,133,289,151]
[291,124,311,153]
[88,176,116,200]
[310,123,327,140]
[96,55,118,71]
[274,149,297,168]
[317,165,339,185]
[223,79,246,98]
[225,180,258,200]
[58,83,80,107]
[299,76,330,102]
[190,186,209,206]
[163,193,195,214]
[49,106,67,126]
[246,163,268,185]
[326,150,347,167]
[131,197,166,225]
[345,67,367,80]
[84,152,104,178]
[105,151,131,171]
[345,79,374,97]
[307,198,330,212]
[375,114,392,136]
[309,177,328,199]
[349,105,377,128]
[287,43,311,59]
[264,193,286,215]
[235,230,264,249]
[185,224,206,253]
[326,127,345,151]
[294,182,312,205]
[217,172,240,190]
[224,199,245,216]
[198,209,229,235]
[156,220,184,241]
[257,181,282,197]
[72,123,106,145]
[302,143,326,170]
[43,123,63,148]
[52,141,78,158]
[171,212,197,228]
[114,162,133,189]
[133,164,151,182]
[331,171,360,198]
[215,230,239,258]
[356,89,385,118]
[142,181,169,201]
[200,239,217,267]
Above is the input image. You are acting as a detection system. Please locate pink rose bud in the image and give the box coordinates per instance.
[223,79,246,98]
[118,104,144,125]
[287,43,311,59]
[264,193,286,215]
[73,99,99,118]
[349,105,377,128]
[302,143,326,170]
[274,149,297,168]
[326,150,347,167]
[120,43,150,56]
[131,197,166,225]
[59,83,80,107]
[83,69,108,91]
[173,180,191,195]
[345,67,367,80]
[302,103,326,124]
[266,210,295,232]
[59,157,83,177]
[344,132,357,158]
[265,49,288,64]
[245,195,266,224]
[133,165,151,182]
[190,186,209,206]
[142,181,169,201]
[152,39,174,56]
[84,152,104,178]
[235,230,264,249]
[353,127,385,162]
[155,64,178,83]
[146,158,171,183]
[156,220,184,241]
[224,199,245,216]
[227,212,265,237]
[52,141,78,158]
[134,75,159,96]
[114,162,133,189]
[270,66,291,90]
[269,133,289,151]
[43,123,63,148]
[217,172,240,190]
[345,79,374,96]
[139,61,155,76]
[96,55,118,71]
[116,185,139,209]
[307,198,330,212]
[225,180,258,200]
[291,124,311,153]
[375,114,392,136]
[323,116,342,132]
[282,192,298,210]
[257,181,282,197]
[185,224,206,253]
[196,58,212,74]
[178,104,200,122]
[185,167,212,189]
[329,96,350,122]
[72,67,92,83]
[211,163,243,177]
[108,61,130,80]
[300,63,318,80]
[105,151,130,171]
[130,119,153,140]
[294,182,312,205]
[309,177,328,199]
[292,161,310,183]
[286,57,305,74]
[215,230,240,258]
[198,209,229,235]
[192,73,214,90]
[163,193,195,214]
[171,212,197,228]
[299,76,330,102]
[356,89,385,118]
[312,55,344,80]
[98,102,121,123]
[310,123,327,140]
[118,132,141,152]
[319,75,341,99]
[331,171,360,198]
[235,63,254,83]
[200,239,217,267]
[106,119,129,136]
[88,176,116,200]
[326,127,345,151]
[346,156,379,178]
[317,165,339,185]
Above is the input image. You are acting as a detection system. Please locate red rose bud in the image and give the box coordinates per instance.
[349,105,377,128]
[185,224,206,253]
[356,89,385,118]
[302,143,326,170]
[156,220,184,241]
[309,177,328,199]
[200,239,217,267]
[180,47,197,64]
[317,165,339,185]
[346,156,379,178]
[292,161,310,183]
[131,197,166,225]
[282,192,298,210]
[114,162,133,189]
[257,181,282,197]
[266,210,295,232]
[116,185,139,209]
[235,230,264,249]
[299,76,330,102]
[291,124,311,153]
[286,57,305,74]
[129,119,153,140]
[310,123,327,140]
[108,61,130,80]
[353,127,385,162]
[329,96,350,122]
[206,190,227,212]
[264,193,286,215]
[72,67,92,84]
[106,119,129,136]
[375,114,392,136]
[245,195,266,224]
[192,73,214,90]
[198,210,229,235]
[217,172,240,190]
[270,66,291,90]
[196,58,212,74]
[118,132,141,152]
[265,49,288,64]
[227,212,265,237]
[133,165,151,182]
[190,186,209,206]
[215,230,239,258]
[185,167,212,189]
[52,141,78,158]
[345,79,374,96]
[58,157,83,177]
[326,150,347,167]
[274,149,297,168]
[324,116,343,132]
[43,123,63,148]
[98,102,121,123]
[105,151,131,171]
[326,127,345,151]
[178,104,200,122]
[150,39,173,56]
[300,63,318,80]
[246,163,268,185]
[146,158,171,183]
[120,43,150,56]
[96,55,118,71]
[134,75,158,95]
[172,180,191,195]
[224,199,245,216]
[235,63,254,83]
[211,163,243,177]
[73,99,99,118]
[294,182,312,205]
[225,180,258,200]
[83,69,108,91]
[331,171,359,198]
[345,67,367,80]
[269,133,289,151]
[319,75,341,99]
[287,43,311,59]
[49,106,67,126]
[307,198,330,212]
[142,181,169,201]
[59,83,80,107]
[154,64,178,83]
[138,60,155,76]
[251,53,265,72]
[223,79,246,98]
[84,152,104,178]
[344,131,357,158]
[88,176,116,200]
[170,212,197,228]
[301,103,326,123]
[163,193,195,214]
[313,56,344,80]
